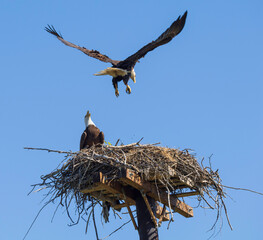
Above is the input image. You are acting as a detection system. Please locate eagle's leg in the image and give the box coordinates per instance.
[125,84,131,94]
[112,78,119,97]
[115,87,119,97]
[116,89,120,97]
[123,75,131,94]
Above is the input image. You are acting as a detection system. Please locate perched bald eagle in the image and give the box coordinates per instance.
[45,11,187,97]
[80,111,104,150]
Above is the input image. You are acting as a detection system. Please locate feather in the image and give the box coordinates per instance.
[45,25,120,65]
[122,11,188,65]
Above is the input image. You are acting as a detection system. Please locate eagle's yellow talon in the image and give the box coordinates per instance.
[115,89,119,97]
[126,85,131,94]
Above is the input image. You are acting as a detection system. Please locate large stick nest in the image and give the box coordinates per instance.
[57,143,215,192]
[28,141,231,236]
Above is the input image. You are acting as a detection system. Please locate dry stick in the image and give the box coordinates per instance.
[24,147,74,155]
[222,185,263,196]
[112,208,122,220]
[92,201,99,240]
[205,190,217,204]
[207,203,221,235]
[51,202,61,223]
[136,137,144,145]
[157,181,173,222]
[65,194,75,224]
[122,209,136,215]
[81,152,139,172]
[22,201,50,240]
[115,139,120,146]
[33,186,47,193]
[120,149,127,165]
[100,219,132,240]
[157,204,167,227]
[140,190,158,227]
[85,203,96,234]
[201,194,215,210]
[79,162,91,188]
[121,187,137,229]
[165,186,174,230]
[127,205,138,230]
[221,198,233,230]
[106,138,144,149]
[105,147,121,158]
[28,185,37,195]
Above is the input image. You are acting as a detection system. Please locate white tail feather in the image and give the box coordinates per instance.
[94,67,129,77]
[94,69,108,76]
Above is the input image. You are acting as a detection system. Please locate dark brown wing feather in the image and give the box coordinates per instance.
[45,25,120,65]
[80,131,87,150]
[123,11,187,64]
[98,131,105,145]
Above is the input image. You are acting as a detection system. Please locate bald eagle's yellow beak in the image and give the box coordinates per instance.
[85,111,91,118]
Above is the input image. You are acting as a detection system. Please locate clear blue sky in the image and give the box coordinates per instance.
[1,1,262,239]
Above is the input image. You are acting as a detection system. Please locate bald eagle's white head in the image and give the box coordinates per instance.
[84,111,95,127]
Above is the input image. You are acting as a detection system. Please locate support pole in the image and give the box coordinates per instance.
[135,191,159,240]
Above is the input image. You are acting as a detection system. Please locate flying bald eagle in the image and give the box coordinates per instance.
[80,111,104,150]
[45,11,187,97]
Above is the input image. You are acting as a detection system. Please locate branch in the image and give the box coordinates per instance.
[223,185,263,196]
[100,219,132,240]
[24,147,74,155]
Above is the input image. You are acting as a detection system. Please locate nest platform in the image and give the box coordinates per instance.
[30,141,227,230]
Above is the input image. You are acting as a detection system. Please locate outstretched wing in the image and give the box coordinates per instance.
[123,11,187,65]
[45,25,120,65]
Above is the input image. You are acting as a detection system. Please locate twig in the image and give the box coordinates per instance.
[100,219,132,240]
[165,186,174,227]
[137,137,144,145]
[222,185,263,196]
[24,147,73,155]
[22,201,50,240]
[221,197,233,230]
[51,203,60,223]
[92,201,99,240]
[115,139,120,146]
[127,205,138,230]
[140,190,158,227]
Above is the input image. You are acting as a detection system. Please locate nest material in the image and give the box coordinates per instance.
[30,142,230,234]
[64,144,210,191]
[48,143,222,196]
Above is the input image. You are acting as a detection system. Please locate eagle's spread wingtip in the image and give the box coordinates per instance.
[45,24,63,38]
[182,10,188,19]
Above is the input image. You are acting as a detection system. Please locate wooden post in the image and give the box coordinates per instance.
[135,191,159,240]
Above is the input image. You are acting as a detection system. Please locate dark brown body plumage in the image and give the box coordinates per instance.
[80,125,104,150]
